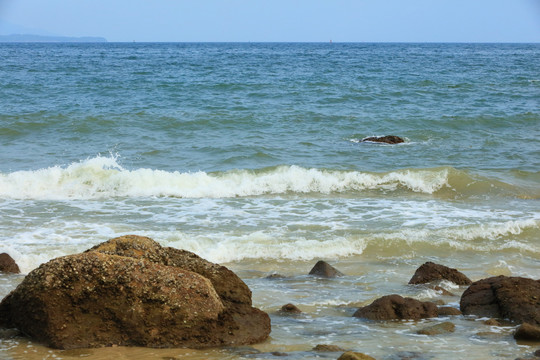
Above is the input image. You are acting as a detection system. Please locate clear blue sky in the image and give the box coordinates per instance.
[1,0,539,42]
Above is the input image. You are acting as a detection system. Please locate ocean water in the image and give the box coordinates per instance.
[0,42,539,359]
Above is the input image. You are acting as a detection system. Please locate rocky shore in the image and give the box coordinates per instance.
[0,244,539,359]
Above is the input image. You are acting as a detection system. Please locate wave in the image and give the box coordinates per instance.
[0,156,537,200]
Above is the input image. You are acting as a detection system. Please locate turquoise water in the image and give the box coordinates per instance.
[0,43,539,359]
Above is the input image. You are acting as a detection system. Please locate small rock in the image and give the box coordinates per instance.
[534,349,540,357]
[432,285,455,296]
[0,253,20,274]
[266,273,286,279]
[515,323,540,342]
[338,351,376,360]
[278,303,302,314]
[484,318,502,326]
[313,344,345,352]
[409,262,471,285]
[361,135,404,144]
[271,351,288,356]
[416,321,455,335]
[438,307,462,316]
[308,260,344,278]
[353,294,438,320]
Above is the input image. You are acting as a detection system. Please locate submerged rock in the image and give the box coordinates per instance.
[0,235,270,349]
[361,135,404,144]
[460,276,540,326]
[416,321,455,335]
[278,303,302,314]
[308,260,344,278]
[313,344,345,352]
[0,253,20,274]
[338,351,376,360]
[353,294,438,320]
[408,262,471,285]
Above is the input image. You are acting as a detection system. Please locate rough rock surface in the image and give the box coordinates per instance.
[514,323,540,342]
[361,135,404,144]
[460,276,540,326]
[0,253,20,274]
[353,294,438,320]
[0,235,270,349]
[408,262,471,285]
[308,260,344,278]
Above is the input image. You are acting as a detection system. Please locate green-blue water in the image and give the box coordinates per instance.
[0,42,539,359]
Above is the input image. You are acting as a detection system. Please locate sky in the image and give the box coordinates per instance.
[0,0,539,42]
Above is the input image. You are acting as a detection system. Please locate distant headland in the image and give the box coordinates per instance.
[0,34,107,43]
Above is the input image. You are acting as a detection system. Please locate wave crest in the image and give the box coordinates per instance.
[0,156,536,200]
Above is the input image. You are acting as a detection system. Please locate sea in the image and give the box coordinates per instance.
[0,42,539,360]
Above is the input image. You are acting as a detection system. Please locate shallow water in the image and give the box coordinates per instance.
[0,42,539,359]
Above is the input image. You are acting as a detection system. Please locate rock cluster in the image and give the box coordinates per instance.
[0,235,270,349]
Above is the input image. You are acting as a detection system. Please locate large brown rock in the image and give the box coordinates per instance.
[460,276,540,326]
[408,262,471,285]
[353,294,438,320]
[514,323,540,342]
[0,253,20,274]
[0,235,270,349]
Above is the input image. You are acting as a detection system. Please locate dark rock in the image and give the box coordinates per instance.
[514,323,540,342]
[416,321,455,335]
[338,351,376,360]
[313,344,345,352]
[409,262,471,285]
[308,260,344,278]
[534,349,540,357]
[0,253,20,274]
[353,294,438,320]
[0,235,271,349]
[438,307,462,316]
[271,351,288,356]
[460,276,540,325]
[278,303,302,314]
[361,135,405,144]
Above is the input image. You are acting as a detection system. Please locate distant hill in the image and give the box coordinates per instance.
[0,34,107,43]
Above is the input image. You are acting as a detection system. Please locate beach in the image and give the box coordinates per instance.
[0,42,539,359]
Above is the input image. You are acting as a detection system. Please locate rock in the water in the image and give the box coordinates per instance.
[438,307,462,316]
[361,135,404,144]
[0,253,20,274]
[278,303,302,314]
[0,235,271,349]
[353,294,438,320]
[460,276,540,326]
[308,260,344,278]
[409,262,471,285]
[338,351,376,360]
[416,321,455,335]
[514,323,540,342]
[313,344,345,352]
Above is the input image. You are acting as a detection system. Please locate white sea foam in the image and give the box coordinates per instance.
[0,156,454,200]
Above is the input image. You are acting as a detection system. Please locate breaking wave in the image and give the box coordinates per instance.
[0,156,537,200]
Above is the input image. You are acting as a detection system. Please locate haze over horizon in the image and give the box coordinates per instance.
[0,0,539,43]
